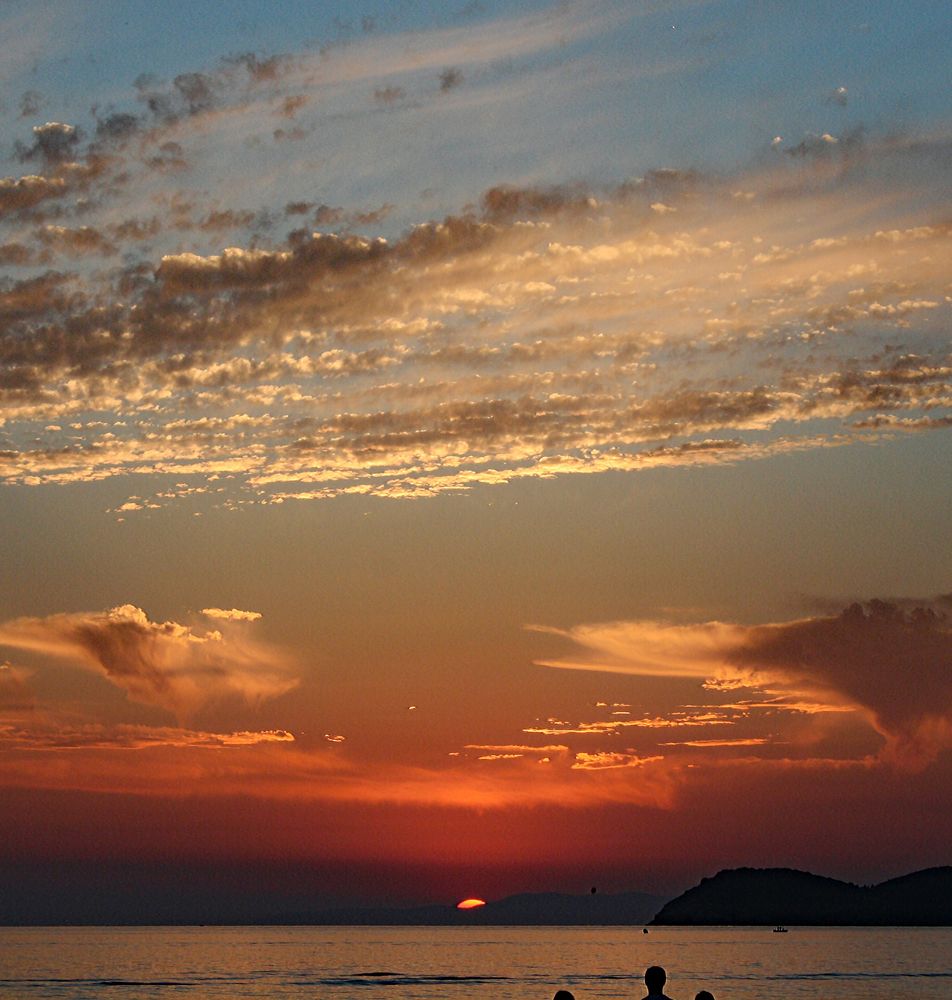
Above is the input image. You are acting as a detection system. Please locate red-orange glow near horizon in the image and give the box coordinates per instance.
[456,897,486,910]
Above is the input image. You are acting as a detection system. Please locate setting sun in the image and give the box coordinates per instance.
[456,898,487,910]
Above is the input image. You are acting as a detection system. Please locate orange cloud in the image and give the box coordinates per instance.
[571,752,664,770]
[523,711,736,736]
[0,605,297,721]
[534,597,952,769]
[0,723,294,751]
[201,607,263,622]
[0,726,681,811]
[659,738,770,748]
[0,663,33,712]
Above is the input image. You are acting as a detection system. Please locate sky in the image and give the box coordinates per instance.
[1,0,951,920]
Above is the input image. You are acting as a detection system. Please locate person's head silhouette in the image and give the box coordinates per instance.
[645,966,667,995]
[553,992,575,1000]
[695,992,715,1000]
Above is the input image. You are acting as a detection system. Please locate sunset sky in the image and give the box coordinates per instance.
[1,0,951,920]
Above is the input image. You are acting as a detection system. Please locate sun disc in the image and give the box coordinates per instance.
[456,897,486,910]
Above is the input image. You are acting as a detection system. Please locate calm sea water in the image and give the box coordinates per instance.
[1,925,951,1000]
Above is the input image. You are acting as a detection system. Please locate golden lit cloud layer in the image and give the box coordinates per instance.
[0,12,948,514]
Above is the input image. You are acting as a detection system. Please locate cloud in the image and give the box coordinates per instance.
[19,90,43,117]
[0,605,297,721]
[15,122,80,164]
[0,174,67,216]
[0,242,34,266]
[201,608,263,622]
[534,597,952,769]
[0,722,293,751]
[464,743,569,757]
[0,713,680,808]
[522,710,736,736]
[825,85,849,107]
[373,85,405,106]
[439,67,464,92]
[35,224,116,257]
[658,738,770,748]
[93,111,141,144]
[0,663,33,712]
[571,751,663,770]
[0,35,949,507]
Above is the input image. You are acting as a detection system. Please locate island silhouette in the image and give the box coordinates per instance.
[651,866,952,926]
[3,866,951,925]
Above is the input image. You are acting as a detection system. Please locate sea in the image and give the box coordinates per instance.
[1,925,951,1000]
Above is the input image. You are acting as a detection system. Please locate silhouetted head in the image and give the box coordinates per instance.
[553,991,575,1000]
[696,992,715,1000]
[645,966,667,993]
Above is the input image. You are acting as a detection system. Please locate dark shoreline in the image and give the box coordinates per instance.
[4,866,951,927]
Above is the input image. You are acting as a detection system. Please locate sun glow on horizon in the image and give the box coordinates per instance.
[456,898,487,910]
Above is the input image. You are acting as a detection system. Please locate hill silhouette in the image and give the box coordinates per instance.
[652,866,952,925]
[277,890,663,925]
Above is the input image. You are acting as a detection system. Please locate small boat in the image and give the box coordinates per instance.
[773,925,788,933]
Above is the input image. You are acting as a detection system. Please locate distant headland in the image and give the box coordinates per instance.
[652,866,952,926]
